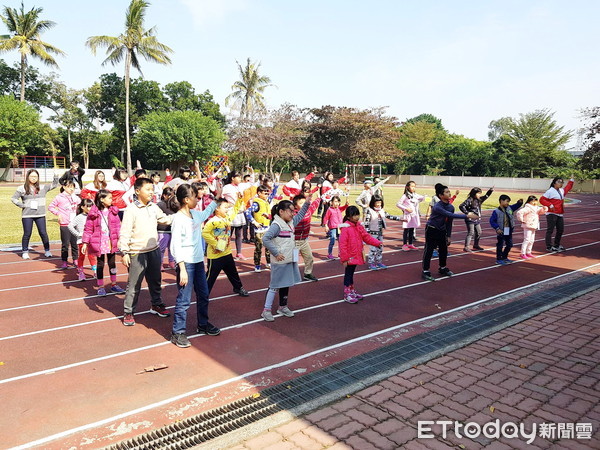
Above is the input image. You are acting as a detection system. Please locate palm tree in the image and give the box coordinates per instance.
[0,2,65,102]
[86,0,172,173]
[225,58,273,120]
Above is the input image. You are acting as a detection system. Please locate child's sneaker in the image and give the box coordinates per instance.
[60,261,68,269]
[402,244,410,252]
[432,249,439,257]
[266,263,271,269]
[520,254,529,260]
[22,252,30,260]
[368,264,378,270]
[150,304,170,317]
[495,260,506,265]
[504,258,514,264]
[351,287,364,300]
[44,251,52,257]
[526,253,534,259]
[344,287,359,304]
[111,285,125,293]
[277,306,295,317]
[261,309,274,322]
[97,287,107,296]
[235,253,247,260]
[408,244,419,250]
[254,265,262,272]
[171,333,191,348]
[377,263,388,270]
[77,269,86,281]
[327,254,336,260]
[123,313,135,326]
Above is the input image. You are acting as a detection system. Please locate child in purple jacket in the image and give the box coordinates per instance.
[82,189,124,296]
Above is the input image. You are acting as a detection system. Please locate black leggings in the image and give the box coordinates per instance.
[231,226,243,254]
[279,286,290,306]
[97,253,116,280]
[403,228,415,245]
[22,217,50,252]
[344,265,357,287]
[206,254,243,293]
[60,226,78,261]
[545,214,565,247]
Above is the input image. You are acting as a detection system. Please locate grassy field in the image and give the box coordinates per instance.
[0,182,548,246]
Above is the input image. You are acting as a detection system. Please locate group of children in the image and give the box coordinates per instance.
[11,165,575,348]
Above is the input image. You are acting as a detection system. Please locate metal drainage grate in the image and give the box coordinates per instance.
[107,274,599,449]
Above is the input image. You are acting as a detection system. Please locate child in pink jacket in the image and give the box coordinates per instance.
[396,180,426,251]
[323,195,348,259]
[49,180,80,268]
[82,189,124,296]
[339,206,382,303]
[515,195,548,259]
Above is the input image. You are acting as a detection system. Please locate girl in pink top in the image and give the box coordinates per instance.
[323,196,348,259]
[82,189,124,297]
[515,195,548,259]
[396,181,426,251]
[339,206,382,303]
[49,180,80,268]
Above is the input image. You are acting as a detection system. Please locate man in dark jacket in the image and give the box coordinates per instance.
[59,160,85,193]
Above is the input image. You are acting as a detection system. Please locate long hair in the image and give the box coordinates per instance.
[24,169,40,195]
[77,198,94,215]
[95,189,111,210]
[404,181,415,198]
[113,167,128,182]
[161,186,174,202]
[225,170,242,185]
[176,183,198,206]
[550,176,564,188]
[271,200,293,223]
[468,187,482,199]
[343,205,361,222]
[93,171,107,190]
[526,195,538,204]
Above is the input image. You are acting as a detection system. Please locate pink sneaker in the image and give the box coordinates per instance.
[235,253,247,260]
[344,288,358,304]
[60,261,68,269]
[351,285,363,300]
[520,254,528,260]
[327,254,336,260]
[526,253,534,259]
[77,268,86,281]
[408,244,419,250]
[402,245,410,252]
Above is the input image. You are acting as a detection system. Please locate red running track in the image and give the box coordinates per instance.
[1,194,599,448]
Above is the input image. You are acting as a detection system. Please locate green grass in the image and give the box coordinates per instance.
[0,183,548,245]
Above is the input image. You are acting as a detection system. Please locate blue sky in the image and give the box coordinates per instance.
[2,0,598,147]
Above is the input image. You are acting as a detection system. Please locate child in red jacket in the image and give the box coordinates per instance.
[339,206,382,303]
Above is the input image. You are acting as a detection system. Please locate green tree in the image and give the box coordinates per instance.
[0,58,52,108]
[225,58,273,120]
[580,107,600,175]
[491,110,572,177]
[86,0,173,173]
[395,120,446,175]
[47,80,84,162]
[163,81,225,124]
[406,113,445,131]
[442,134,491,176]
[134,110,225,168]
[0,2,64,101]
[0,95,44,168]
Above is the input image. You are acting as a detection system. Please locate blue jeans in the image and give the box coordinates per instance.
[172,261,210,334]
[328,228,338,255]
[496,233,513,260]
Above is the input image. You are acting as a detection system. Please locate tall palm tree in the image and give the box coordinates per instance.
[86,0,172,173]
[225,58,273,120]
[0,2,65,102]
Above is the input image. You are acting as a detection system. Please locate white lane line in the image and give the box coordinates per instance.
[14,261,600,450]
[2,240,599,384]
[1,226,599,316]
[0,218,598,291]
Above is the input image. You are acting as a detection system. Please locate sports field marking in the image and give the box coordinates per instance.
[14,260,600,450]
[2,239,598,386]
[0,225,597,317]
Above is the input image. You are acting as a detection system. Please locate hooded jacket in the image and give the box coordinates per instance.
[82,205,121,256]
[339,220,382,265]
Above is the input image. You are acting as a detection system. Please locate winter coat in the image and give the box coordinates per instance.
[539,180,574,215]
[105,179,131,210]
[515,203,548,230]
[339,220,382,265]
[459,189,493,224]
[82,205,121,256]
[48,192,80,226]
[489,203,522,232]
[323,205,347,229]
[396,193,425,228]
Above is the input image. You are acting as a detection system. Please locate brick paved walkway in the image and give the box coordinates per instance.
[227,289,600,449]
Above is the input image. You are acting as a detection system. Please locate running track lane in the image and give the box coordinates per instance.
[0,195,598,448]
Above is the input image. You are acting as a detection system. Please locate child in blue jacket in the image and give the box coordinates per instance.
[489,194,523,265]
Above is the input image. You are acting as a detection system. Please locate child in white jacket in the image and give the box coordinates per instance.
[515,195,548,259]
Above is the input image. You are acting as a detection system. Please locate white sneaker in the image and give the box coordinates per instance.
[44,251,52,257]
[22,252,30,260]
[261,309,274,322]
[277,306,295,317]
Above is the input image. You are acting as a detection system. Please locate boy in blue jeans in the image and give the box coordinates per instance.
[489,194,523,265]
